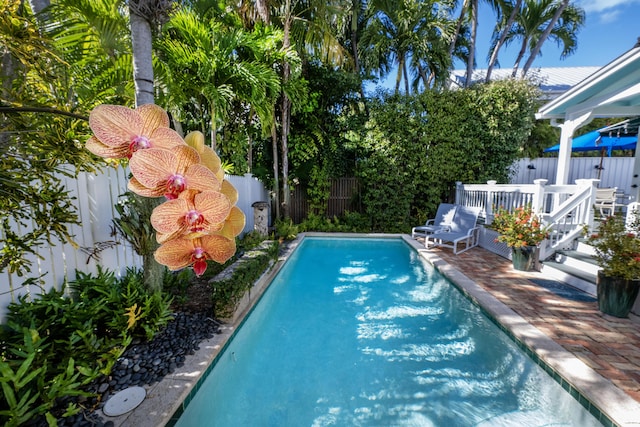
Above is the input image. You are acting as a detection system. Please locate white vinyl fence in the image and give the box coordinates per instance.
[511,157,635,200]
[0,167,269,322]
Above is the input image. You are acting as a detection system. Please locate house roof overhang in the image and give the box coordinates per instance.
[536,43,640,121]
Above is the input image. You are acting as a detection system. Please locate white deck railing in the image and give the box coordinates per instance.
[456,179,599,260]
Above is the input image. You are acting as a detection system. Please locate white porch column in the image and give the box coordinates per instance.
[630,135,640,203]
[553,112,592,185]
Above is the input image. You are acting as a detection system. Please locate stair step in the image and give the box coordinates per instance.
[541,260,597,296]
[553,250,599,274]
[575,240,597,256]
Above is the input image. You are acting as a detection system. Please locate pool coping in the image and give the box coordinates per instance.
[101,233,640,427]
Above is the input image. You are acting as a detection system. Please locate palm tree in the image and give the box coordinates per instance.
[501,0,584,77]
[266,0,350,218]
[485,0,523,82]
[520,0,578,76]
[360,0,455,94]
[124,0,173,291]
[156,8,282,150]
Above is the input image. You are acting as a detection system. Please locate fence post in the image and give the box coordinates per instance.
[532,179,548,214]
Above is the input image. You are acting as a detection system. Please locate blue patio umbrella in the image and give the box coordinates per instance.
[544,130,638,154]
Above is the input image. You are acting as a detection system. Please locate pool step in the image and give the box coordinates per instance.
[541,247,598,297]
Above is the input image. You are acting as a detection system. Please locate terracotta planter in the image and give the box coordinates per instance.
[511,246,538,271]
[596,271,640,318]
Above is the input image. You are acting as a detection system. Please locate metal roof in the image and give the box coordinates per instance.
[450,66,601,99]
[536,43,640,120]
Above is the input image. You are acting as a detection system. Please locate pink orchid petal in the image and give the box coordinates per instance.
[89,105,142,148]
[85,136,130,159]
[154,238,195,270]
[137,104,170,131]
[129,148,179,189]
[151,198,189,234]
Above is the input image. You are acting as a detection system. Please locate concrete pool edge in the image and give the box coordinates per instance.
[406,236,640,427]
[104,233,640,427]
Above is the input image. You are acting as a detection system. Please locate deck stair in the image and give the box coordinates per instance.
[541,239,599,296]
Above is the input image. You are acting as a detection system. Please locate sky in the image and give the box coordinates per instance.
[371,0,640,90]
[465,0,640,70]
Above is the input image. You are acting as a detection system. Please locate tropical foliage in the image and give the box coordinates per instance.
[587,214,640,280]
[357,78,539,231]
[0,267,174,425]
[0,0,590,424]
[1,0,583,279]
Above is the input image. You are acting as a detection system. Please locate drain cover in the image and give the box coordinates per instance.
[103,386,146,416]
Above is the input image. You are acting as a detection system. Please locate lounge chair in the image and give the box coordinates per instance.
[594,187,617,216]
[411,203,457,239]
[424,206,481,254]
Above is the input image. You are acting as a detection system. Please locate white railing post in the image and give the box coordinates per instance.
[455,181,463,205]
[485,180,497,225]
[576,178,599,231]
[532,179,548,214]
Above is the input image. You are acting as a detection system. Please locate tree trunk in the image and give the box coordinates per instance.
[130,9,155,106]
[464,0,477,87]
[511,37,528,77]
[403,61,409,94]
[486,0,522,83]
[418,63,429,89]
[448,0,468,58]
[395,57,403,94]
[280,0,292,219]
[246,108,254,173]
[28,0,49,14]
[129,5,162,292]
[271,115,280,220]
[281,71,291,219]
[210,108,217,150]
[351,0,367,108]
[520,0,570,77]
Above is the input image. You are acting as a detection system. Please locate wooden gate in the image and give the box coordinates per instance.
[289,177,361,223]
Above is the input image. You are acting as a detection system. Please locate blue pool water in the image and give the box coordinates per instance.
[175,237,602,426]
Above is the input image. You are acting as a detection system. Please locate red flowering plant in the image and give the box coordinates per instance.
[491,205,550,248]
[586,213,640,280]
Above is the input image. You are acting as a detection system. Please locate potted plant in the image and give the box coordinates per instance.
[491,205,550,271]
[586,213,640,317]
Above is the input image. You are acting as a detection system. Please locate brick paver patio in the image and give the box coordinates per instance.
[428,245,640,405]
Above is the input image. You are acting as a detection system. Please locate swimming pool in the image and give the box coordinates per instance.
[174,237,603,426]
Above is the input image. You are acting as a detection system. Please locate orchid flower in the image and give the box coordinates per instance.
[128,145,221,199]
[151,190,232,243]
[86,104,185,159]
[219,206,246,239]
[184,131,224,181]
[154,235,237,276]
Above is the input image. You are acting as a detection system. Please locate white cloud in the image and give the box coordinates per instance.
[578,0,636,13]
[597,10,620,24]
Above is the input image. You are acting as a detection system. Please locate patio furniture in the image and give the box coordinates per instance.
[424,206,481,254]
[595,187,617,216]
[411,203,457,239]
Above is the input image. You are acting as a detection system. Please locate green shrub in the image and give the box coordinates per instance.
[211,241,279,318]
[69,267,174,341]
[298,212,370,232]
[274,219,299,240]
[0,266,174,425]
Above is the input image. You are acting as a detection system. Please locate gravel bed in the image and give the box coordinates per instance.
[45,311,222,427]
